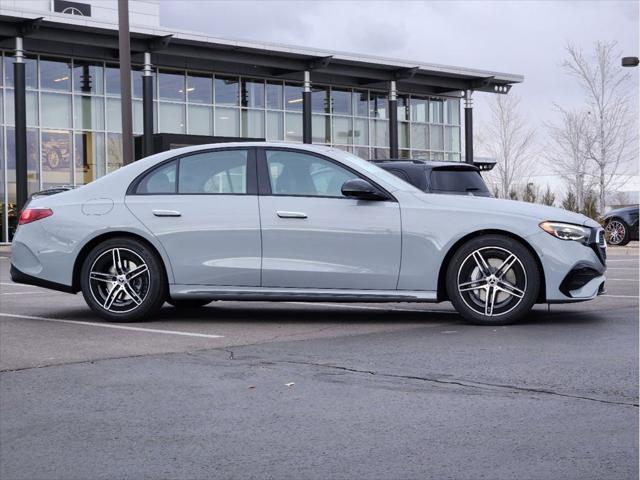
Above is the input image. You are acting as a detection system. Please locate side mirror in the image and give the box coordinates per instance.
[341,179,387,201]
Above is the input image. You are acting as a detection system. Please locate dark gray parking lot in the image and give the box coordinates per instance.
[0,246,638,480]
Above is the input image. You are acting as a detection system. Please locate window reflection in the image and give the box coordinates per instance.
[75,131,105,185]
[353,90,369,117]
[73,61,104,94]
[42,129,72,188]
[105,65,120,96]
[159,70,185,102]
[370,93,388,119]
[311,86,329,113]
[3,56,38,89]
[215,76,239,106]
[266,111,284,140]
[41,93,71,128]
[331,88,352,116]
[107,133,123,172]
[284,84,303,111]
[188,105,213,135]
[241,79,264,108]
[215,107,239,136]
[241,109,264,138]
[187,73,213,104]
[266,81,283,109]
[284,112,302,141]
[40,58,71,91]
[74,95,104,130]
[158,102,185,133]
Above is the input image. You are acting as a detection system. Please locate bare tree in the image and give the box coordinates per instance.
[563,41,638,212]
[546,107,596,210]
[478,94,536,199]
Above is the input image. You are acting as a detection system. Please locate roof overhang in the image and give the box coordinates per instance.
[0,10,523,95]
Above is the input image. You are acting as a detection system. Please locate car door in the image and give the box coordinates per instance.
[125,147,261,286]
[257,148,401,290]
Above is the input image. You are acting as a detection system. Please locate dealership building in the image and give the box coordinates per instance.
[0,0,523,242]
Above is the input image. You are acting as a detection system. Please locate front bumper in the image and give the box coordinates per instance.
[529,228,606,303]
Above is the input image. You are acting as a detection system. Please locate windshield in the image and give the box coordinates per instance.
[430,169,491,196]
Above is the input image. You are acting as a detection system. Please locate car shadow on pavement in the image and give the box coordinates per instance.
[42,301,609,327]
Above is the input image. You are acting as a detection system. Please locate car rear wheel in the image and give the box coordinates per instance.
[605,219,630,246]
[166,298,211,308]
[80,237,166,322]
[446,235,540,325]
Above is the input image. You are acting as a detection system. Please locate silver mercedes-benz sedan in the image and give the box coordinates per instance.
[10,143,607,325]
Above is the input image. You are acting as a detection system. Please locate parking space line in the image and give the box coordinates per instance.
[606,267,639,271]
[0,291,43,295]
[605,278,639,281]
[602,294,639,299]
[0,282,37,288]
[0,312,224,339]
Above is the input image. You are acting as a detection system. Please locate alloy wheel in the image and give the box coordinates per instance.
[605,220,626,245]
[88,247,151,313]
[457,246,527,317]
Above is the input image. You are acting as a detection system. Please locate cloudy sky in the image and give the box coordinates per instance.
[159,0,639,182]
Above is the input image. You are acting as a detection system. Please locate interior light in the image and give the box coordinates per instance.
[53,76,69,82]
[219,116,229,120]
[287,98,303,104]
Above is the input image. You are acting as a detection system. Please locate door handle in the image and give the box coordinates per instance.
[277,211,307,219]
[152,209,181,217]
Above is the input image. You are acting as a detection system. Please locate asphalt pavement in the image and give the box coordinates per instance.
[0,245,638,480]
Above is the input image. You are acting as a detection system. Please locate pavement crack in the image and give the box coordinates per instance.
[279,360,639,408]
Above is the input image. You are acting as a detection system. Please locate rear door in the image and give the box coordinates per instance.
[125,148,261,286]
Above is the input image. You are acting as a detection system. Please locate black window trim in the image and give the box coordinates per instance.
[127,146,258,196]
[256,147,396,202]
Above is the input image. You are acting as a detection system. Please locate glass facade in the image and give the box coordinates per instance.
[0,52,461,242]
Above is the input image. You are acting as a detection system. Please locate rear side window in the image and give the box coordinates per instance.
[133,150,248,195]
[430,169,489,195]
[135,160,177,194]
[179,150,247,194]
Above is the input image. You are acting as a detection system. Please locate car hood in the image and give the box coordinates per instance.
[414,193,600,228]
[605,205,639,217]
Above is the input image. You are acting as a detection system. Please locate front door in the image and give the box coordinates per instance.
[126,148,261,286]
[258,148,401,290]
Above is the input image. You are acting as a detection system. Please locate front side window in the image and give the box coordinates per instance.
[135,160,177,194]
[266,150,358,197]
[179,150,248,194]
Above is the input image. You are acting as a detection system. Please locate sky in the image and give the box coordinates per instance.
[158,0,639,188]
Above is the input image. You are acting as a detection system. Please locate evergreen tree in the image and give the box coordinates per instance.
[562,190,578,212]
[541,185,556,206]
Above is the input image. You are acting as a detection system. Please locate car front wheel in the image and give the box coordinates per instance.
[605,219,630,246]
[446,235,540,325]
[80,237,166,322]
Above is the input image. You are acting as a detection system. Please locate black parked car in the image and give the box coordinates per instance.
[603,205,639,246]
[373,159,493,197]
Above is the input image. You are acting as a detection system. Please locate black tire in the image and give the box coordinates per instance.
[80,237,167,322]
[446,234,540,325]
[166,298,210,308]
[605,218,630,246]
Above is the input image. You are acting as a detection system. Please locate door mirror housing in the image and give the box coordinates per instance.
[341,179,387,201]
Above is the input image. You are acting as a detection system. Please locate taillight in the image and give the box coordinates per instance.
[18,208,53,225]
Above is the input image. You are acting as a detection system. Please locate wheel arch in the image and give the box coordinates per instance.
[72,231,170,292]
[436,229,547,303]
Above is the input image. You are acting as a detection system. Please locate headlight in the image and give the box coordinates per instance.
[539,221,590,242]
